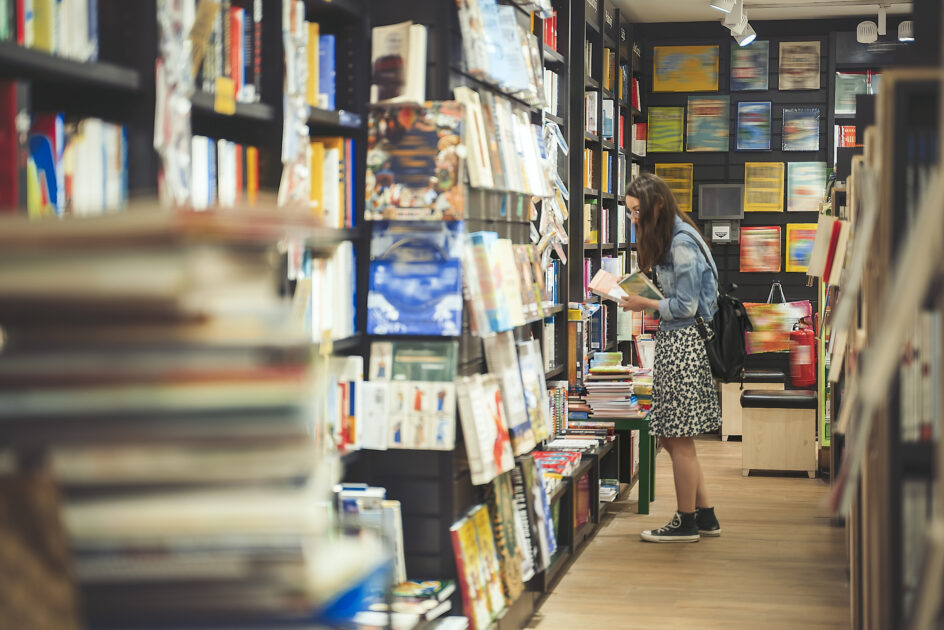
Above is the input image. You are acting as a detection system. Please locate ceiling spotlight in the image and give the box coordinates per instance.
[728,10,749,36]
[722,0,743,27]
[709,0,735,13]
[856,20,878,43]
[735,23,756,46]
[898,20,914,42]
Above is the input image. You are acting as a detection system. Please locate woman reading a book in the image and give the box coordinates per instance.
[620,173,722,543]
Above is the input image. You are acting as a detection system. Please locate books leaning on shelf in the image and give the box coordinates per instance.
[361,341,458,451]
[195,0,265,104]
[450,505,506,630]
[191,135,260,210]
[370,21,427,104]
[310,136,355,227]
[1,0,98,60]
[587,267,663,310]
[0,88,130,215]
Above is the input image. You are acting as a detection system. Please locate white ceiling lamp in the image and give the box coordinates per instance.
[735,23,757,46]
[709,0,736,13]
[857,4,890,44]
[897,20,913,42]
[729,10,749,36]
[721,0,743,28]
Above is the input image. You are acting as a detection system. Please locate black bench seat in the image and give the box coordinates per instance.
[740,389,817,409]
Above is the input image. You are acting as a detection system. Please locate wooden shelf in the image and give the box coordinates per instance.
[0,42,140,92]
[601,88,615,100]
[191,91,276,123]
[544,112,565,127]
[584,242,600,250]
[306,0,365,19]
[585,131,601,144]
[450,65,539,112]
[601,242,615,249]
[584,188,599,197]
[602,193,616,201]
[631,153,645,162]
[602,140,617,151]
[585,77,600,90]
[542,304,566,316]
[545,363,566,380]
[548,477,571,504]
[632,107,643,118]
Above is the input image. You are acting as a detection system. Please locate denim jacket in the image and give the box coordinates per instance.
[654,216,718,331]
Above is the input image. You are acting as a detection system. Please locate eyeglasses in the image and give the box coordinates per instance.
[627,208,640,218]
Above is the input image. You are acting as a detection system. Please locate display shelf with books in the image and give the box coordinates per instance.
[0,40,141,92]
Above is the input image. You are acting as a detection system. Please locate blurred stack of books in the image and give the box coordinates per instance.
[0,208,384,628]
[632,369,654,412]
[584,352,637,419]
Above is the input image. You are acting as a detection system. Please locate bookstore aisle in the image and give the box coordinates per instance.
[528,438,849,630]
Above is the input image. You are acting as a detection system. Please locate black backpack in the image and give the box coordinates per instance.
[678,233,753,383]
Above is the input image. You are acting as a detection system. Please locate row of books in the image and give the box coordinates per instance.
[0,208,381,627]
[296,240,356,343]
[310,136,355,228]
[456,0,546,109]
[191,135,260,210]
[601,47,618,93]
[458,333,553,485]
[194,0,265,104]
[466,233,553,335]
[0,84,129,216]
[303,21,338,110]
[452,459,558,630]
[0,0,97,61]
[631,122,647,156]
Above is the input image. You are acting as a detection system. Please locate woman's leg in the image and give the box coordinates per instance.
[661,436,699,513]
[695,454,711,509]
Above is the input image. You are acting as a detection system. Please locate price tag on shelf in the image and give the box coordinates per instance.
[214,77,236,115]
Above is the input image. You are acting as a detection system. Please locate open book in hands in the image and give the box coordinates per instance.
[588,268,664,313]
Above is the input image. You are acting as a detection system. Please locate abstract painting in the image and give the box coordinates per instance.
[834,72,869,116]
[744,162,784,212]
[652,45,719,93]
[647,107,684,153]
[782,107,820,151]
[740,226,781,272]
[779,41,821,90]
[730,40,769,91]
[655,163,694,212]
[736,101,771,151]
[786,223,819,272]
[686,96,729,152]
[787,162,827,213]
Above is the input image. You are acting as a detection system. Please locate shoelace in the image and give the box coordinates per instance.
[653,513,682,534]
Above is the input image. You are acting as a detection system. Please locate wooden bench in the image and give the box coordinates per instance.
[740,389,817,478]
[720,369,786,441]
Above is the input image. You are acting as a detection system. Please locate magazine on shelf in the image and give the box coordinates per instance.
[587,268,663,312]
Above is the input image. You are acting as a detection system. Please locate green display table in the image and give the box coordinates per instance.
[609,413,656,514]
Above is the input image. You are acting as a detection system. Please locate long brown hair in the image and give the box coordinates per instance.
[627,173,705,272]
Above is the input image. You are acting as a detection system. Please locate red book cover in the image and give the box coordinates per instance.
[253,0,262,98]
[15,0,24,45]
[841,125,857,147]
[821,220,843,284]
[230,7,243,98]
[631,78,640,110]
[0,81,28,211]
[618,114,624,148]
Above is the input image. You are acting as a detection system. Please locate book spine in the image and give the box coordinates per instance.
[253,0,261,100]
[318,34,335,110]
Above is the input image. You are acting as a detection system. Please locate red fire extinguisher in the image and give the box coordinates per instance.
[790,316,816,388]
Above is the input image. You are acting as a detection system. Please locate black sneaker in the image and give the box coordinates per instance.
[640,511,700,543]
[695,506,722,537]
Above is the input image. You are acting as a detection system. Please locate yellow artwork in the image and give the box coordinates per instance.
[653,45,719,93]
[744,162,785,212]
[655,163,694,213]
[785,223,818,272]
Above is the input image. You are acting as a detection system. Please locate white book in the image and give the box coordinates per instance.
[322,146,341,228]
[454,87,494,189]
[358,382,391,451]
[494,238,525,327]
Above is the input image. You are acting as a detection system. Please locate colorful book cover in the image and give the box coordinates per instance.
[450,516,491,630]
[318,34,336,110]
[484,472,528,598]
[366,102,465,220]
[457,374,514,485]
[646,107,683,153]
[516,339,552,442]
[779,41,820,91]
[469,231,511,333]
[686,96,729,152]
[520,456,557,569]
[470,504,507,618]
[483,332,535,456]
[730,40,769,91]
[739,226,782,273]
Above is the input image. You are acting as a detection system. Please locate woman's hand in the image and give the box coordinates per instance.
[619,294,659,313]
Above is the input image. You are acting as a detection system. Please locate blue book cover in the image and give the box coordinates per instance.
[207,138,217,207]
[318,34,336,110]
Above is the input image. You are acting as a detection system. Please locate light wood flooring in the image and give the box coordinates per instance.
[529,436,850,630]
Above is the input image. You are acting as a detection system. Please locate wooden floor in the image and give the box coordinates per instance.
[529,436,850,630]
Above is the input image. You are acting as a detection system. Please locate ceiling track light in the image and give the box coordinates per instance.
[709,0,735,13]
[898,20,913,42]
[735,23,757,46]
[728,10,749,36]
[722,0,742,27]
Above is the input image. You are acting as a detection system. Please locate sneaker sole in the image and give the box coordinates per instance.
[699,529,722,537]
[640,532,700,543]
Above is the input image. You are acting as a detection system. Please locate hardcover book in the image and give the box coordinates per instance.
[366,102,466,220]
[483,332,535,456]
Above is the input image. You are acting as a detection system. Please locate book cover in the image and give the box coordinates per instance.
[456,374,513,486]
[366,102,465,220]
[484,472,528,598]
[516,339,551,442]
[483,332,535,456]
[305,22,319,107]
[470,505,507,618]
[318,33,336,110]
[449,516,490,630]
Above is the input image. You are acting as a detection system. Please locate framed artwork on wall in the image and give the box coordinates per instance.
[787,162,828,212]
[744,162,785,212]
[740,226,782,272]
[779,41,821,90]
[655,163,694,212]
[730,40,769,91]
[652,45,719,92]
[686,96,729,152]
[736,101,771,151]
[647,107,684,152]
[782,107,820,151]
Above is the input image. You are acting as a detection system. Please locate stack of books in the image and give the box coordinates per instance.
[633,369,654,411]
[0,208,383,627]
[584,352,637,418]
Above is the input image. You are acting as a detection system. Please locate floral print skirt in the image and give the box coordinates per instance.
[649,325,721,438]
